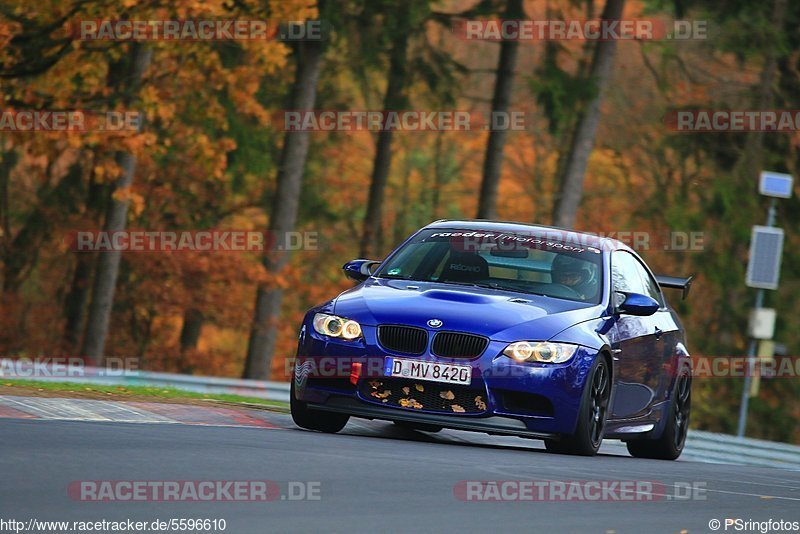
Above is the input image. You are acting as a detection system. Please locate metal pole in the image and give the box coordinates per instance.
[737,198,777,437]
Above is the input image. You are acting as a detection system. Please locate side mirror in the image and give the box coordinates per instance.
[616,292,659,316]
[342,259,380,282]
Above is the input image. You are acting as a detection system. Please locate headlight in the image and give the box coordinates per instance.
[312,313,362,340]
[502,342,578,363]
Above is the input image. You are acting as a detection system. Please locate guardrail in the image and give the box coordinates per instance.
[2,358,799,468]
[0,359,289,402]
[681,430,800,469]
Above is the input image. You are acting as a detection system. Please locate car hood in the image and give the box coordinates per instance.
[332,278,603,342]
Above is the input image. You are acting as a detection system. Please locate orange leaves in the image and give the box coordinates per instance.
[111,188,146,216]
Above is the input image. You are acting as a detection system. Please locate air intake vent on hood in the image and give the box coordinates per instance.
[378,325,428,355]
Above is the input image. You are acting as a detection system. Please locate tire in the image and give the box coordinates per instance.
[290,379,349,433]
[544,356,611,456]
[626,368,691,461]
[393,421,443,433]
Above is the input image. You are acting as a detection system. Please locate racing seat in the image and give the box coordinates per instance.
[439,252,490,283]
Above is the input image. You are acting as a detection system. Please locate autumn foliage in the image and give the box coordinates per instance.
[1,0,800,442]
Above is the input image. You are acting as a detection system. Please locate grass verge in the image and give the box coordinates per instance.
[0,379,288,410]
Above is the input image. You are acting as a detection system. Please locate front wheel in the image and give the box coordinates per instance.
[545,356,610,456]
[290,379,349,433]
[626,368,691,460]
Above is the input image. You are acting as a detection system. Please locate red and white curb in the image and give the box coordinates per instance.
[0,396,283,429]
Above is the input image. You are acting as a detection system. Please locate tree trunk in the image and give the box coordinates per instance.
[476,0,523,220]
[81,43,152,365]
[358,3,410,259]
[3,161,83,293]
[63,168,106,352]
[180,308,204,353]
[243,36,324,380]
[0,148,19,291]
[63,253,94,351]
[432,134,444,219]
[552,0,625,229]
[734,0,785,181]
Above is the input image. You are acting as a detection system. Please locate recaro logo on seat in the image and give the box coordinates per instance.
[449,263,480,272]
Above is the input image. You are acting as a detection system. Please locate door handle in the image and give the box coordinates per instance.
[654,326,663,339]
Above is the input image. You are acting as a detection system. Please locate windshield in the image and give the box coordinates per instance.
[375,229,604,303]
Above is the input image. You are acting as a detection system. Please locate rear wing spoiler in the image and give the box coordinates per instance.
[655,275,693,300]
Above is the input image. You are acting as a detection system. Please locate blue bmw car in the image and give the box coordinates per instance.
[291,220,693,459]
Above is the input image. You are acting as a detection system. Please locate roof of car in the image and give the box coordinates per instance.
[423,219,632,254]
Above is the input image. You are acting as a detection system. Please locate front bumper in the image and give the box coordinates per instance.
[295,322,598,436]
[309,396,558,440]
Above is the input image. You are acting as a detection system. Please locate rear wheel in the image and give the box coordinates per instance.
[545,357,610,456]
[626,369,691,460]
[290,379,349,433]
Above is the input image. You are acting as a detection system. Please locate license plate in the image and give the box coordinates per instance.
[384,357,472,385]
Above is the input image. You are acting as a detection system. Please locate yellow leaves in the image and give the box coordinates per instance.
[267,0,318,21]
[111,187,146,216]
[156,102,176,124]
[399,398,423,409]
[128,193,146,217]
[140,86,161,109]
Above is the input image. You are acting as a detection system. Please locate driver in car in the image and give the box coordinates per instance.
[550,255,595,301]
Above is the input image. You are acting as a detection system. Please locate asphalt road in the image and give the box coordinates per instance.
[1,414,799,534]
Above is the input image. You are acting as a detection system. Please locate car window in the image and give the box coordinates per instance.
[376,229,603,303]
[611,251,663,307]
[633,258,664,306]
[611,251,647,297]
[382,242,438,279]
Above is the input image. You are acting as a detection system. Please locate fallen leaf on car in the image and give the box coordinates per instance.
[475,396,486,410]
[451,405,465,413]
[414,384,424,392]
[400,398,423,409]
[440,390,455,400]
